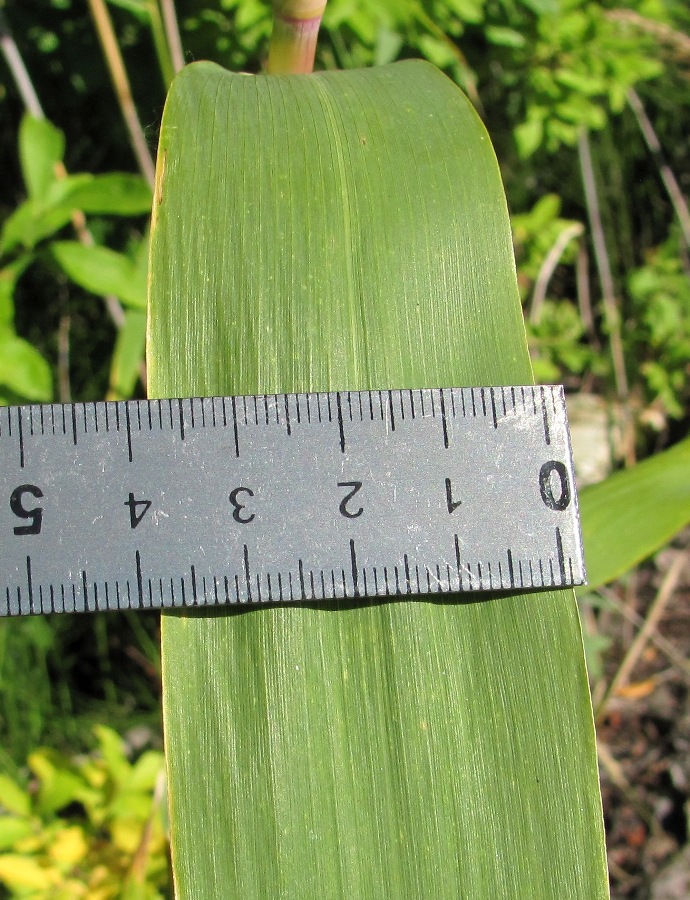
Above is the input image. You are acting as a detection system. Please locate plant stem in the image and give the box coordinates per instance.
[145,0,176,88]
[267,1,327,74]
[0,12,43,117]
[529,221,584,325]
[627,88,690,251]
[87,0,156,188]
[578,128,629,400]
[595,551,687,721]
[159,0,185,74]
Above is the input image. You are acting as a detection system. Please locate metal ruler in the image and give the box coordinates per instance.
[0,385,585,616]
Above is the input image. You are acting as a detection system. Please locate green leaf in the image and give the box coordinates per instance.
[106,0,150,22]
[148,60,607,898]
[485,26,526,48]
[18,115,65,200]
[108,310,147,400]
[0,174,152,257]
[0,775,31,818]
[28,750,94,817]
[50,241,147,308]
[94,725,131,786]
[579,436,690,590]
[0,256,33,329]
[65,173,153,216]
[0,332,52,402]
[0,818,34,851]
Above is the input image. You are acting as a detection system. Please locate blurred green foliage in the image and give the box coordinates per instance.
[0,0,689,892]
[0,725,167,898]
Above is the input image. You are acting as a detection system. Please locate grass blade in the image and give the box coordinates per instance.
[148,60,607,898]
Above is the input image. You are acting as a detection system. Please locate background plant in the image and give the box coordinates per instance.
[0,1,689,896]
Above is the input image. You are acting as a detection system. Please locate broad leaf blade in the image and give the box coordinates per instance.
[148,60,607,898]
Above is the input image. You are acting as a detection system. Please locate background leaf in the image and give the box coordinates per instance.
[50,242,147,309]
[108,309,147,400]
[579,435,690,590]
[18,115,65,200]
[0,332,52,401]
[149,59,608,898]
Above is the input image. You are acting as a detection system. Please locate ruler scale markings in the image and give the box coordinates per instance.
[555,526,567,585]
[540,386,551,446]
[70,403,78,445]
[230,395,240,457]
[336,392,345,452]
[17,407,25,469]
[176,399,185,440]
[284,394,291,435]
[243,545,252,602]
[350,539,359,597]
[439,388,449,449]
[25,555,34,614]
[298,559,306,600]
[408,389,415,419]
[0,386,584,615]
[125,403,134,463]
[387,390,395,431]
[507,549,515,588]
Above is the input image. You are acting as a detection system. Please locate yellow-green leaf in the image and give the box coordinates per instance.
[580,435,690,589]
[148,59,607,898]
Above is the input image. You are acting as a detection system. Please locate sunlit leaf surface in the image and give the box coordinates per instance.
[148,60,607,899]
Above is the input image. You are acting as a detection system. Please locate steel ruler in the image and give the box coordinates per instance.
[0,385,585,616]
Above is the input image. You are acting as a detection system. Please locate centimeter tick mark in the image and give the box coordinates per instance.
[17,408,25,469]
[125,402,133,462]
[336,392,345,453]
[439,388,449,448]
[350,539,359,597]
[541,386,551,445]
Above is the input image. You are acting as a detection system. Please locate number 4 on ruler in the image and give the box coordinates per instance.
[125,493,152,530]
